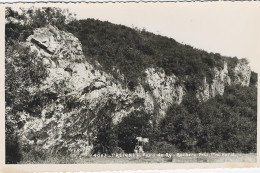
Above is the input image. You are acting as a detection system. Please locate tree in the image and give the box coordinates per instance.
[196,85,257,153]
[5,42,48,117]
[117,110,154,153]
[92,111,118,155]
[160,104,202,152]
[5,7,76,42]
[5,121,22,164]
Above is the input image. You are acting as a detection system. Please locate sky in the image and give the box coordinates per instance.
[9,1,260,72]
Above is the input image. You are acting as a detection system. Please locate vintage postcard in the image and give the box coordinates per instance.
[0,0,260,172]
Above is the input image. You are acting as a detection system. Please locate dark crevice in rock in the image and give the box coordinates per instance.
[31,38,54,55]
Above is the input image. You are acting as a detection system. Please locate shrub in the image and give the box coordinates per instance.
[5,124,22,164]
[20,145,48,163]
[250,71,257,86]
[117,110,154,153]
[151,141,179,154]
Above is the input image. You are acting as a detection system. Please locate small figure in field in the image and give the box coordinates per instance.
[138,145,144,153]
[134,146,139,154]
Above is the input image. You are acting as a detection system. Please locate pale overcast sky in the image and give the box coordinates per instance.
[9,1,260,72]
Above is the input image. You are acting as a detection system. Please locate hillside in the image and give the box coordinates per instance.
[5,7,257,163]
[65,19,238,90]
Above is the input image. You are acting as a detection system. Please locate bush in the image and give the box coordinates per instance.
[20,145,48,163]
[5,124,22,164]
[250,71,257,86]
[113,147,125,154]
[92,109,118,155]
[149,141,179,154]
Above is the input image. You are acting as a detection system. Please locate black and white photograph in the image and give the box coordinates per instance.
[3,1,259,167]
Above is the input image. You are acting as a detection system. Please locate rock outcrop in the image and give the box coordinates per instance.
[18,25,185,157]
[13,25,252,157]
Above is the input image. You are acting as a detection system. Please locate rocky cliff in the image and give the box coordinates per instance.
[15,25,252,157]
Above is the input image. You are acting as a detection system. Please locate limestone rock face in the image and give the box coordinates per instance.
[196,61,251,102]
[196,62,230,102]
[26,25,84,62]
[143,68,185,118]
[18,25,185,157]
[232,61,251,86]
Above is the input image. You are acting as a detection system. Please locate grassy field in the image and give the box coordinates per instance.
[19,153,256,164]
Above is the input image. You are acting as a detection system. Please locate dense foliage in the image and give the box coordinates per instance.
[160,85,257,153]
[117,110,155,153]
